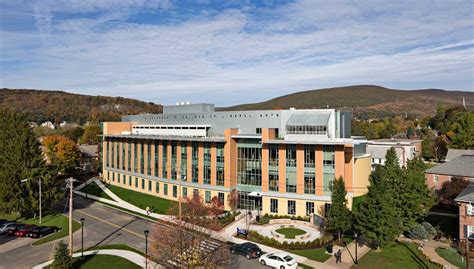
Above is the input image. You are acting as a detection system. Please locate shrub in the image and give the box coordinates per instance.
[51,242,72,269]
[421,222,438,239]
[408,224,428,240]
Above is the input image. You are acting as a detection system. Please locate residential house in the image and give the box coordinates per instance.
[425,155,474,190]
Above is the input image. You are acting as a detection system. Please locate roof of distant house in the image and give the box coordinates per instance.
[78,144,98,158]
[445,149,474,162]
[368,138,422,144]
[426,155,474,178]
[367,146,404,160]
[455,183,474,203]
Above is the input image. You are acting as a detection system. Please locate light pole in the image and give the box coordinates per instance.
[80,218,85,259]
[66,177,75,256]
[144,230,149,269]
[21,178,42,224]
[354,232,358,265]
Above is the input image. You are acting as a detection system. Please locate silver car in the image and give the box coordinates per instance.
[0,222,18,235]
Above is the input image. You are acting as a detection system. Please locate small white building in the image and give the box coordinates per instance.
[367,139,422,170]
[40,121,55,129]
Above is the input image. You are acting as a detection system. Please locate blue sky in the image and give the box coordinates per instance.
[0,0,473,106]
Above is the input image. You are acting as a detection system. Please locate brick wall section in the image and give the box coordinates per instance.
[459,201,474,239]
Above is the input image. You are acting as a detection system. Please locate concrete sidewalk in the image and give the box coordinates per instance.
[398,238,458,268]
[33,249,162,269]
[324,241,371,269]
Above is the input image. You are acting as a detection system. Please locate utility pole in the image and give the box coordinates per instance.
[66,177,75,256]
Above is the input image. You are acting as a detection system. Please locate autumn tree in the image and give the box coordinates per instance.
[42,135,80,174]
[227,189,239,211]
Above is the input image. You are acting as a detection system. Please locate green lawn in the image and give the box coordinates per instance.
[276,227,306,239]
[106,184,177,214]
[48,254,140,269]
[289,247,331,262]
[0,212,81,246]
[435,247,466,269]
[298,264,314,269]
[79,182,113,200]
[354,242,440,269]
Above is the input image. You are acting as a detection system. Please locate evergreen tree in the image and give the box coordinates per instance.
[0,111,61,215]
[51,241,72,269]
[326,176,352,242]
[354,148,401,246]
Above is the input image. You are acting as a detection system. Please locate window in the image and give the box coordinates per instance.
[256,128,262,134]
[162,141,168,178]
[135,178,138,188]
[286,145,296,167]
[323,145,335,194]
[112,173,115,182]
[269,145,279,166]
[434,175,439,184]
[182,187,187,197]
[237,141,262,186]
[154,141,159,177]
[203,143,211,184]
[128,176,132,186]
[192,142,199,183]
[306,202,314,216]
[468,226,474,239]
[147,143,151,175]
[164,184,168,195]
[304,145,315,167]
[218,192,224,205]
[148,180,152,191]
[324,203,331,217]
[181,141,187,180]
[205,191,211,203]
[141,178,145,189]
[171,141,177,180]
[304,174,315,194]
[155,182,160,193]
[140,142,144,174]
[269,172,279,192]
[173,185,178,198]
[288,200,296,215]
[128,142,132,171]
[193,189,199,198]
[286,170,296,193]
[216,143,225,186]
[270,199,278,213]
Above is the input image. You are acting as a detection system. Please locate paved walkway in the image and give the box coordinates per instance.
[32,249,161,269]
[398,238,459,269]
[249,222,321,243]
[324,241,371,269]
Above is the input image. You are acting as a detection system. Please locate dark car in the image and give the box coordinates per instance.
[28,226,59,238]
[230,242,263,259]
[15,224,38,237]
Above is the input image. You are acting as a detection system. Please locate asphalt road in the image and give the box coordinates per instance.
[0,196,266,269]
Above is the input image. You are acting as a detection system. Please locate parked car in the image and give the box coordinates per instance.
[230,242,262,259]
[259,252,298,269]
[14,225,38,237]
[0,219,8,225]
[0,222,18,235]
[28,226,59,238]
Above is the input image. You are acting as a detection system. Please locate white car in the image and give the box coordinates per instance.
[0,222,17,235]
[258,252,298,269]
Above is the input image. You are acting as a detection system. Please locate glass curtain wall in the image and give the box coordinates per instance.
[237,139,262,188]
[268,144,279,191]
[323,145,335,195]
[203,142,211,184]
[216,143,225,186]
[180,141,187,180]
[286,145,296,193]
[192,142,199,183]
[304,145,316,194]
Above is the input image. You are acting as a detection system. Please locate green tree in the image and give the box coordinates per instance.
[51,241,72,269]
[0,111,60,215]
[326,176,352,243]
[397,158,435,231]
[79,124,101,144]
[354,148,401,246]
[450,111,474,149]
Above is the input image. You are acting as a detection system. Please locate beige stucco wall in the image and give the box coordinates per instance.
[353,155,371,196]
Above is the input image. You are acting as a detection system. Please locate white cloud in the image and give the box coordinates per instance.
[0,0,473,105]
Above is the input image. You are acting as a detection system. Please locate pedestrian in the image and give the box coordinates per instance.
[336,249,342,264]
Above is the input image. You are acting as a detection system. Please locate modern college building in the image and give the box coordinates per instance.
[102,103,371,217]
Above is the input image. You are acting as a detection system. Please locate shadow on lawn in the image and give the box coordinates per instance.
[401,243,431,269]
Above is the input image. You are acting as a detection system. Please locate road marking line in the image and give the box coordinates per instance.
[76,209,152,241]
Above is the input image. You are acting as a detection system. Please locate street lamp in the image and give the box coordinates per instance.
[144,230,149,269]
[80,218,85,259]
[354,232,359,265]
[22,178,42,224]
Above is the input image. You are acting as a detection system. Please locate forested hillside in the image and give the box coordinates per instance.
[0,89,163,123]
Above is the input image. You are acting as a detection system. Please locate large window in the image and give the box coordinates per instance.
[205,191,211,203]
[140,142,144,174]
[288,200,296,215]
[173,185,178,198]
[286,125,327,135]
[323,145,335,194]
[216,143,225,186]
[141,178,145,189]
[218,192,224,205]
[155,182,160,193]
[171,141,177,180]
[148,180,152,191]
[162,141,168,178]
[304,174,315,194]
[164,184,168,195]
[134,177,138,188]
[154,141,159,177]
[127,142,131,171]
[286,145,296,167]
[133,141,138,173]
[304,145,315,167]
[269,145,279,167]
[121,142,126,170]
[128,176,132,186]
[286,170,297,193]
[181,141,187,180]
[270,199,278,213]
[237,141,262,187]
[105,140,110,168]
[306,202,315,216]
[269,172,279,192]
[182,187,187,197]
[203,143,211,184]
[192,142,199,183]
